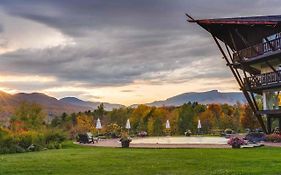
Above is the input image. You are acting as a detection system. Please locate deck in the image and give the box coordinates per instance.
[234,36,281,63]
[246,70,281,91]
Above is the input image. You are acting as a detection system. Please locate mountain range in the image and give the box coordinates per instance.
[131,90,245,107]
[0,91,123,124]
[0,90,245,124]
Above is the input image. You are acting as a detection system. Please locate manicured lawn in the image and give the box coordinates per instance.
[1,143,281,175]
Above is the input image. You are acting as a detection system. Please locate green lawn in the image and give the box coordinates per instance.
[1,143,281,175]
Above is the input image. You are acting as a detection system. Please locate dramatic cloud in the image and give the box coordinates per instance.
[0,0,280,104]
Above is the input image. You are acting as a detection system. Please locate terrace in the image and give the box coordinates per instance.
[246,70,281,91]
[233,36,281,62]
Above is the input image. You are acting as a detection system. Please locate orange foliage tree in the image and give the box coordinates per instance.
[10,102,45,131]
[240,104,259,130]
[74,114,96,134]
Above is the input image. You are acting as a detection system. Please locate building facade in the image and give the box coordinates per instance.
[188,15,281,133]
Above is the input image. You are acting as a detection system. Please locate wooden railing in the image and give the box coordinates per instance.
[233,36,281,61]
[247,70,281,89]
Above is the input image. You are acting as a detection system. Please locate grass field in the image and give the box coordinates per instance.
[1,142,281,175]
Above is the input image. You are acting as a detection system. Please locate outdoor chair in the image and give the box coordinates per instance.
[78,133,94,144]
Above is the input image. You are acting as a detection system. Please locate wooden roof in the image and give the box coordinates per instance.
[188,15,281,51]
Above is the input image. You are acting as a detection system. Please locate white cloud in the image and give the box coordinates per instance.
[0,8,74,54]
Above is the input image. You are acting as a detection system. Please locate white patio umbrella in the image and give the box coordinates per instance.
[166,119,171,137]
[125,119,131,134]
[96,118,102,129]
[197,119,202,129]
[197,119,202,135]
[166,120,170,129]
[96,118,102,135]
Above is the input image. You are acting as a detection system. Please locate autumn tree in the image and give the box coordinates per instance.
[240,104,259,130]
[94,103,106,120]
[198,109,215,133]
[74,114,95,134]
[177,103,195,134]
[130,105,152,133]
[208,104,222,129]
[153,116,163,136]
[10,102,46,131]
[166,108,179,135]
[105,123,122,138]
[145,107,167,135]
[220,104,234,129]
[109,107,131,127]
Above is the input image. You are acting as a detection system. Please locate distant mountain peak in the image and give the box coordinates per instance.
[60,97,85,102]
[59,96,124,111]
[131,90,245,108]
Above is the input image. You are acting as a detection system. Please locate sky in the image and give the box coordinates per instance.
[0,0,280,105]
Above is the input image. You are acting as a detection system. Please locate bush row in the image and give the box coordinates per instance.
[0,128,66,154]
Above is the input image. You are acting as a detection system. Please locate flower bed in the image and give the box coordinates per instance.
[245,132,265,143]
[227,137,246,148]
[265,134,281,143]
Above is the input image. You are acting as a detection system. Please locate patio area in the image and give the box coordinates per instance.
[132,136,228,145]
[76,136,231,148]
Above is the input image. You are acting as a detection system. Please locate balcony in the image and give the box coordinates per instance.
[246,70,281,90]
[233,36,281,62]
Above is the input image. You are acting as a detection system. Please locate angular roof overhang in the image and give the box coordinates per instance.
[188,15,281,51]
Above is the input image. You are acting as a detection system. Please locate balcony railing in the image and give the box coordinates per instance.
[233,36,281,61]
[247,70,281,89]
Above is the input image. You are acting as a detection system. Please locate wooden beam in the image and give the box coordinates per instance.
[225,43,244,86]
[279,117,281,132]
[230,31,259,112]
[267,116,272,134]
[234,29,259,55]
[213,35,243,88]
[185,13,195,21]
[227,32,268,133]
[266,61,278,74]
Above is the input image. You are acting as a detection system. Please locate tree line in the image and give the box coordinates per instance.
[50,102,260,137]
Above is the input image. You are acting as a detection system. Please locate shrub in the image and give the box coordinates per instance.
[47,142,62,149]
[105,123,122,138]
[265,134,281,142]
[0,144,25,154]
[227,137,246,148]
[15,131,45,151]
[44,130,66,145]
[27,144,44,152]
[0,129,66,154]
[245,132,265,143]
[0,132,26,154]
[0,127,10,139]
[17,132,33,149]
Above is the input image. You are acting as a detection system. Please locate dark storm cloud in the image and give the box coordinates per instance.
[1,0,278,36]
[0,0,190,37]
[0,37,214,86]
[0,0,280,87]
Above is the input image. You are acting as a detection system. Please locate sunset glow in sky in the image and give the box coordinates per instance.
[0,0,279,105]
